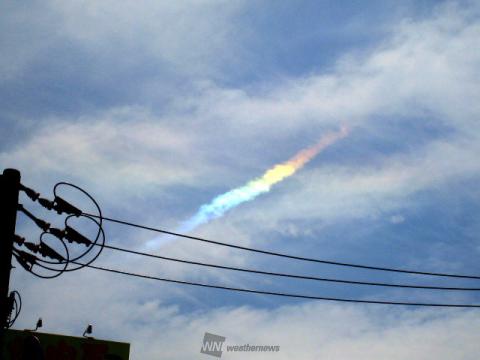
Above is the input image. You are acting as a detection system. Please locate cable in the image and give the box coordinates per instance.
[7,290,21,328]
[54,182,103,225]
[59,214,105,272]
[97,243,480,291]
[14,216,105,277]
[53,183,105,271]
[81,263,480,308]
[25,233,70,279]
[15,182,106,279]
[83,213,480,280]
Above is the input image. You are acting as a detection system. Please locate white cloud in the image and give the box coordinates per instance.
[231,134,480,233]
[0,2,61,80]
[0,107,228,197]
[3,3,480,359]
[133,306,480,359]
[390,215,405,224]
[13,276,480,360]
[5,2,480,194]
[0,0,247,81]
[2,1,479,256]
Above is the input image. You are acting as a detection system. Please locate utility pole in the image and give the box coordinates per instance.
[0,168,21,351]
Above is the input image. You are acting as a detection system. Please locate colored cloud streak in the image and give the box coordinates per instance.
[178,126,349,233]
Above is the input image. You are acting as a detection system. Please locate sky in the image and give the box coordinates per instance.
[1,0,480,358]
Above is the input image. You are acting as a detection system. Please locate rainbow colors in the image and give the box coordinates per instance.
[178,126,349,233]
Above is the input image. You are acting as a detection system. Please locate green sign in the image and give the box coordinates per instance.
[2,329,130,359]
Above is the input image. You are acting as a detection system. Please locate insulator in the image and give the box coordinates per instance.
[53,196,82,216]
[64,226,92,246]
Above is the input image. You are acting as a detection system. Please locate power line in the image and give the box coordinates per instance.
[99,243,480,291]
[12,174,480,312]
[82,263,480,308]
[84,213,480,280]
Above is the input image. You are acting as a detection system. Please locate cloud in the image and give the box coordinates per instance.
[390,215,405,224]
[200,2,480,225]
[3,2,480,360]
[13,274,480,360]
[4,2,479,193]
[2,2,479,267]
[141,304,479,360]
[3,1,480,276]
[0,0,246,81]
[1,108,193,187]
[235,134,480,230]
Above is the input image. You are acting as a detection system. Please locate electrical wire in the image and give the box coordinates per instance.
[7,290,21,328]
[53,182,105,270]
[16,182,480,306]
[84,213,480,281]
[15,181,480,306]
[59,214,105,272]
[23,232,70,279]
[97,243,480,291]
[81,263,480,308]
[35,231,71,266]
[15,182,106,278]
[13,248,64,280]
[14,215,105,278]
[54,182,103,226]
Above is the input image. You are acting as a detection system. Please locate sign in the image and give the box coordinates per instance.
[2,329,130,359]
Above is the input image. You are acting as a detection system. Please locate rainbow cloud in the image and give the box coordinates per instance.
[178,126,349,233]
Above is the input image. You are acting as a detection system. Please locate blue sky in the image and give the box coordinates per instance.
[2,1,480,359]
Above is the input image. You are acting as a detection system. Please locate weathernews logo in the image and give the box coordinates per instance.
[200,332,280,358]
[200,332,226,358]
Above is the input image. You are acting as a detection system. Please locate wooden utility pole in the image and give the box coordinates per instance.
[0,169,21,351]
